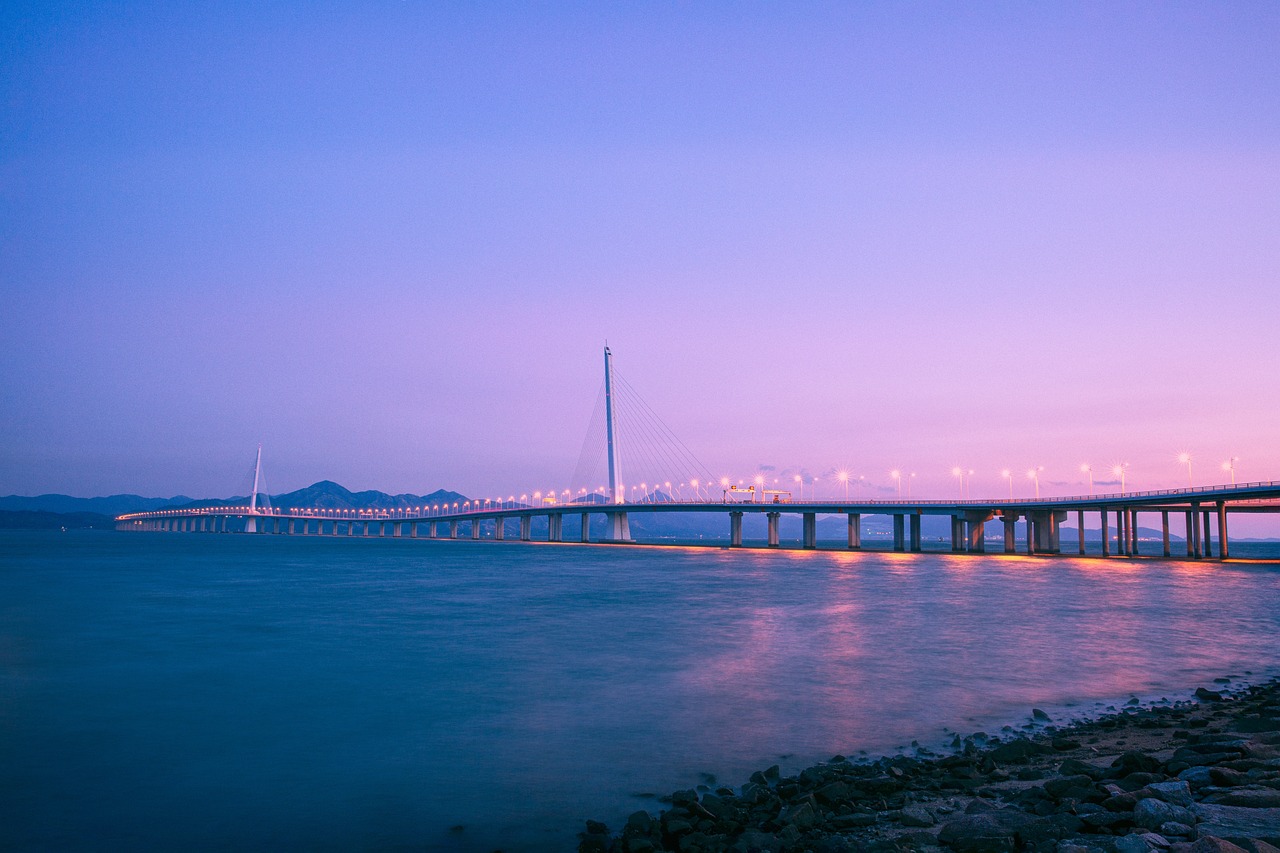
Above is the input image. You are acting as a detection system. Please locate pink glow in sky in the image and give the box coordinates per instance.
[2,4,1278,531]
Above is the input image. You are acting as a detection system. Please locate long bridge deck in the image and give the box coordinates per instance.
[117,481,1280,561]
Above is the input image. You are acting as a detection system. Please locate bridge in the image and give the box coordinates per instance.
[117,348,1278,560]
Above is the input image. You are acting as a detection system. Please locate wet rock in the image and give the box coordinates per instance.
[1161,822,1196,837]
[1198,689,1227,702]
[1047,775,1101,800]
[1115,752,1164,776]
[901,805,937,827]
[1187,839,1250,853]
[1206,789,1280,809]
[1114,834,1166,853]
[1035,709,1053,722]
[1212,768,1255,787]
[727,828,783,853]
[1144,781,1196,808]
[989,738,1054,765]
[1062,759,1111,781]
[938,810,1035,851]
[1192,804,1280,845]
[1135,798,1196,830]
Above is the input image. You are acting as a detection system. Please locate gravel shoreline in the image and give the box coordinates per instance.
[579,680,1280,853]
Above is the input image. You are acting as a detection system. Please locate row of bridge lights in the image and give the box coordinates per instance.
[124,454,1245,521]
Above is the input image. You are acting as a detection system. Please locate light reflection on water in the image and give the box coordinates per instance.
[1,531,1278,852]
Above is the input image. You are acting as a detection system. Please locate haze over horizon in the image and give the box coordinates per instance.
[3,3,1278,532]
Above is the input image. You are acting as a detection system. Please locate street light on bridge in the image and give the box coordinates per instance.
[1222,457,1239,486]
[837,470,849,501]
[890,470,901,498]
[1027,466,1044,499]
[1111,463,1129,495]
[1177,452,1193,489]
[1001,469,1013,500]
[1080,463,1094,496]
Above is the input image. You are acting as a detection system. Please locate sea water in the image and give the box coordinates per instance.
[2,531,1279,851]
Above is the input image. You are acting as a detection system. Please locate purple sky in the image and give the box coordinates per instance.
[3,3,1278,530]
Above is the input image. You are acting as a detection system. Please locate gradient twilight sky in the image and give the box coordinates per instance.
[3,3,1278,520]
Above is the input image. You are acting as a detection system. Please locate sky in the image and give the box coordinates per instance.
[2,3,1278,529]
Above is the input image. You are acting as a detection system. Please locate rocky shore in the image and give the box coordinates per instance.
[579,681,1280,853]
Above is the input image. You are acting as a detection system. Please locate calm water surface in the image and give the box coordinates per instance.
[2,531,1279,851]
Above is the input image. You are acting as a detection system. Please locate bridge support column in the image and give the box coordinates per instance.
[1198,504,1208,558]
[288,519,295,535]
[847,513,861,549]
[1217,502,1229,560]
[346,521,353,536]
[967,512,992,553]
[520,516,531,541]
[1077,510,1086,554]
[1100,511,1109,556]
[892,515,905,552]
[410,522,418,538]
[449,521,458,539]
[909,514,921,551]
[392,522,402,537]
[1190,506,1201,557]
[1128,510,1138,556]
[1115,510,1125,556]
[950,517,964,552]
[766,512,780,547]
[802,512,817,549]
[967,519,983,552]
[1003,513,1018,553]
[603,511,630,542]
[730,512,744,547]
[548,514,562,542]
[580,513,589,543]
[471,519,481,540]
[1162,511,1170,557]
[1185,511,1195,557]
[491,518,502,540]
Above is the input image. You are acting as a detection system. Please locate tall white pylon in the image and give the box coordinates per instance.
[604,346,622,504]
[245,444,263,533]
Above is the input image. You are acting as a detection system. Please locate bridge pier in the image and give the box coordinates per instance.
[1003,513,1018,553]
[847,513,861,549]
[730,511,744,547]
[802,512,817,549]
[410,522,418,538]
[604,510,631,542]
[1185,510,1195,557]
[909,514,921,551]
[580,513,589,543]
[892,515,905,552]
[548,514,562,542]
[520,516,531,541]
[494,518,504,540]
[1202,510,1213,558]
[1129,509,1138,556]
[449,520,458,539]
[967,512,992,553]
[1076,510,1085,554]
[950,517,964,552]
[766,512,779,547]
[471,519,481,540]
[1161,511,1170,556]
[1217,501,1229,559]
[392,522,401,537]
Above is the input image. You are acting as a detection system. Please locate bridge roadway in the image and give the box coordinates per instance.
[115,481,1280,561]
